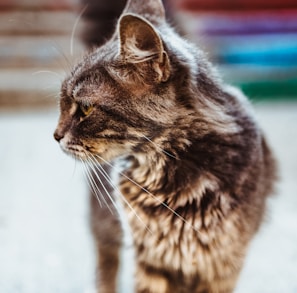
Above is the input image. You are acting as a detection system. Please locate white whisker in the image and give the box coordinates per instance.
[94,154,200,234]
[50,44,73,71]
[41,83,61,90]
[32,70,64,80]
[80,158,103,208]
[85,158,122,215]
[70,4,88,56]
[39,91,60,102]
[85,157,118,215]
[142,134,177,159]
[72,156,78,179]
[87,153,153,234]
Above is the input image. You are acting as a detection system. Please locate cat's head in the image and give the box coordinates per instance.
[53,0,210,162]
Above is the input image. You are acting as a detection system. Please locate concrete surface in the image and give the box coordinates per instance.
[0,101,297,293]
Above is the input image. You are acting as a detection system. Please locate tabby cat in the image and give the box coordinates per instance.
[54,0,276,292]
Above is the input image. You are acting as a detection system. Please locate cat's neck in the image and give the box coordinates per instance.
[120,145,219,212]
[117,150,215,263]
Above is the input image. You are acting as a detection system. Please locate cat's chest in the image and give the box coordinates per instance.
[116,161,244,277]
[119,187,239,278]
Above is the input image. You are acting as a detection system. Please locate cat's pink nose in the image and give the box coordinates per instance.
[53,130,64,142]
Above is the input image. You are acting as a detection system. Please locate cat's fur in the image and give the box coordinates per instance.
[54,0,276,292]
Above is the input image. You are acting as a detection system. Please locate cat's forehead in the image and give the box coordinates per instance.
[65,61,120,103]
[71,49,114,80]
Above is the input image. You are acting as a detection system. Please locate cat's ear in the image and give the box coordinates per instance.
[118,14,170,82]
[123,0,166,25]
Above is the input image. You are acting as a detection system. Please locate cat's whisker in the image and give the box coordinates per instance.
[141,134,177,160]
[85,158,122,215]
[84,157,118,215]
[87,153,153,234]
[33,90,60,105]
[42,85,60,92]
[80,158,103,208]
[81,159,103,207]
[70,4,88,57]
[32,70,64,80]
[94,153,201,235]
[49,44,74,72]
[72,154,78,179]
[44,92,60,100]
[38,91,59,102]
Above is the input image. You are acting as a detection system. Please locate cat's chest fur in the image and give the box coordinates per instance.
[118,157,248,279]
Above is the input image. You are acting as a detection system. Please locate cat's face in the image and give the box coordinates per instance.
[54,13,178,162]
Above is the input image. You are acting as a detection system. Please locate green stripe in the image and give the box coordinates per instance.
[234,79,297,100]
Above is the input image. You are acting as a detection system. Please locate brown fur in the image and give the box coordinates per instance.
[54,0,277,292]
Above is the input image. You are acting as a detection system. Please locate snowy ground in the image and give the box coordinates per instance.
[0,102,297,293]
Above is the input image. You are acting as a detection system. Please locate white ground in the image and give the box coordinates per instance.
[0,102,297,293]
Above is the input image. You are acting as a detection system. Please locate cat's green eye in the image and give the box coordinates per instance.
[79,103,94,117]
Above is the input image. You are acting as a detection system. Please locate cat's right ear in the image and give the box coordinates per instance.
[118,14,170,82]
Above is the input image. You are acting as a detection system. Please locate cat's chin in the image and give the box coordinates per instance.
[59,142,118,164]
[58,139,87,160]
[58,136,130,163]
[61,145,88,160]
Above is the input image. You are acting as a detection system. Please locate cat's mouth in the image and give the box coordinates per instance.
[59,139,87,159]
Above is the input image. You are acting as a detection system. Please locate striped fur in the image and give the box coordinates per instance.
[54,0,277,292]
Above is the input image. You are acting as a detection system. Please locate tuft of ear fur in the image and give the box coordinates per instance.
[123,0,166,26]
[118,14,170,82]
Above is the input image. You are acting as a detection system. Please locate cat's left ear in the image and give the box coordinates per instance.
[118,14,170,82]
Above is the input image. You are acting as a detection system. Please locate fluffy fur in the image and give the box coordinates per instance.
[54,0,276,292]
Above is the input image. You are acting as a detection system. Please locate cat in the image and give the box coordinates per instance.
[54,0,277,292]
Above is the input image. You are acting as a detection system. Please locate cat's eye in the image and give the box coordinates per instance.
[79,103,94,117]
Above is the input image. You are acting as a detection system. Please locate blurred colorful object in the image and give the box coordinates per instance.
[175,1,297,99]
[176,0,297,11]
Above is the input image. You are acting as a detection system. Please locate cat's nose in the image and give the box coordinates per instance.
[53,130,64,142]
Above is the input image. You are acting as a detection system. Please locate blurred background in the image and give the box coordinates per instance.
[173,0,297,100]
[0,0,296,292]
